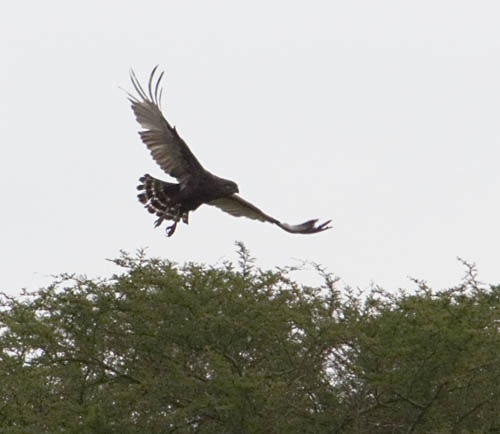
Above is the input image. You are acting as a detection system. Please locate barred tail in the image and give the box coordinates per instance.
[136,174,188,233]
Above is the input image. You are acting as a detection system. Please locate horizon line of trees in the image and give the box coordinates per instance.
[1,244,499,433]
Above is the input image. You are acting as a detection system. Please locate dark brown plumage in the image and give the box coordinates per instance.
[128,66,331,236]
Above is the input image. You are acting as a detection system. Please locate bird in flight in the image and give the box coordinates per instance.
[127,66,331,237]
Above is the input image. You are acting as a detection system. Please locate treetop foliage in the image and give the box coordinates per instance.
[1,245,499,433]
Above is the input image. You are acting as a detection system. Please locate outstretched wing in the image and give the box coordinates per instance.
[127,66,204,182]
[208,195,332,234]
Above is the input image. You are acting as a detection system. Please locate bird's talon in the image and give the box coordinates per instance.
[165,222,177,237]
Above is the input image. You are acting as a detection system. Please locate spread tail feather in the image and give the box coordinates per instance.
[136,174,188,236]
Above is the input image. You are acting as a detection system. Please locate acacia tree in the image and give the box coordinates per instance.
[339,261,500,433]
[0,247,499,433]
[0,246,347,433]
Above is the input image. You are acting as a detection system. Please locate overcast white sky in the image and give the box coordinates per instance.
[1,1,499,295]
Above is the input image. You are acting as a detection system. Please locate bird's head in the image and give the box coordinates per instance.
[209,174,239,196]
[224,180,239,195]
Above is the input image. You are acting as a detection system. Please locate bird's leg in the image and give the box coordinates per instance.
[165,204,183,236]
[165,221,178,237]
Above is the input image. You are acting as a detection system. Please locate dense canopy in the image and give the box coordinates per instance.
[1,248,499,433]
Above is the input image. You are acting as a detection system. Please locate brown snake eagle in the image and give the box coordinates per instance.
[127,66,332,237]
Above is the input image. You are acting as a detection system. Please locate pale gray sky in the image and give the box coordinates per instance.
[1,1,499,295]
